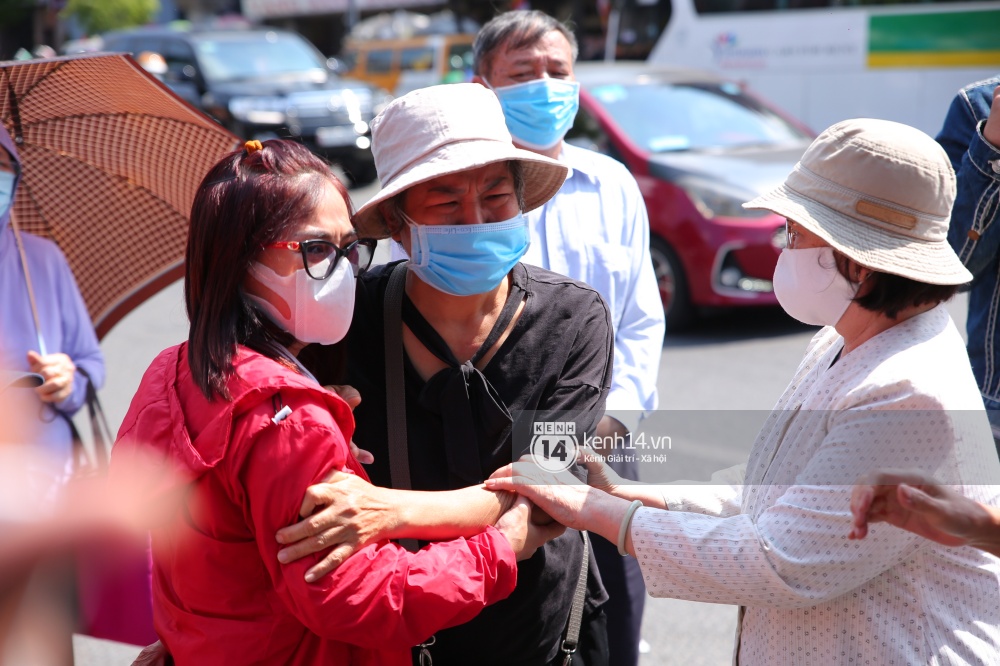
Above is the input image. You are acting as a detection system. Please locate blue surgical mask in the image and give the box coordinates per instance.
[0,171,15,219]
[489,78,580,151]
[404,213,530,296]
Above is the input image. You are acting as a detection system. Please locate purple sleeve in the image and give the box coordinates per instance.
[27,234,104,416]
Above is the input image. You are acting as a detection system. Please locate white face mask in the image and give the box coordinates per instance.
[772,247,858,327]
[246,258,355,345]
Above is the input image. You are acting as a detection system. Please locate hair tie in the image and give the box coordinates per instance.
[244,139,263,154]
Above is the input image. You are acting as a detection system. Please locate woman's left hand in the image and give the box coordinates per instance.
[26,351,75,404]
[324,384,374,464]
[486,457,593,532]
[325,383,361,410]
[275,470,398,582]
[347,439,374,465]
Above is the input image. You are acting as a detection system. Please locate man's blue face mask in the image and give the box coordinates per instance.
[488,78,581,151]
[403,211,530,296]
[0,170,15,219]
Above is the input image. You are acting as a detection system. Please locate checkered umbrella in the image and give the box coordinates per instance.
[1,52,239,338]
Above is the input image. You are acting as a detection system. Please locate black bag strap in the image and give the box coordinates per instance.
[63,366,113,474]
[80,366,113,467]
[561,530,590,665]
[384,262,420,553]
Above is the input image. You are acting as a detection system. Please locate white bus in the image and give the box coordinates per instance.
[644,0,1000,136]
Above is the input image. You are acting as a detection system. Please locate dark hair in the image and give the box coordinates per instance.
[185,139,353,400]
[473,10,578,79]
[379,161,527,236]
[832,253,961,320]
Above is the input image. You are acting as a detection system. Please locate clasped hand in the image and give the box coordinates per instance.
[485,445,625,532]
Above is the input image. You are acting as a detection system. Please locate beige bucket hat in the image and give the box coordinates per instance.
[744,117,972,286]
[353,83,569,239]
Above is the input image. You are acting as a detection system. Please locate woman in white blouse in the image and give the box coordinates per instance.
[488,118,1000,665]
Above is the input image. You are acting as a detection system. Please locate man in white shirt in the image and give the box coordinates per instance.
[471,11,666,666]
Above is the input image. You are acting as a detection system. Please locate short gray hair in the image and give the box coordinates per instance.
[473,10,579,79]
[380,161,527,236]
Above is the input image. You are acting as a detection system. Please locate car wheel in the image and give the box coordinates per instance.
[341,159,379,187]
[650,236,695,332]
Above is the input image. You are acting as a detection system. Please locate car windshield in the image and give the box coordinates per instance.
[194,32,326,82]
[586,80,808,153]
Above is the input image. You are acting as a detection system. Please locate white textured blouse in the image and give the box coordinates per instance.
[633,304,1000,665]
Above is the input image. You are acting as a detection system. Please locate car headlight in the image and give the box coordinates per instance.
[228,97,287,125]
[677,177,770,220]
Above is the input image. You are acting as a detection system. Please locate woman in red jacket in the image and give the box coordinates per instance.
[110,139,558,665]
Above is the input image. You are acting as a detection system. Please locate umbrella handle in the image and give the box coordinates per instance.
[10,212,48,356]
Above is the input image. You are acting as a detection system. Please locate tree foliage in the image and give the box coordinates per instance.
[61,0,160,36]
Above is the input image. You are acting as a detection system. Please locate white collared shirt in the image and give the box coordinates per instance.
[522,142,665,428]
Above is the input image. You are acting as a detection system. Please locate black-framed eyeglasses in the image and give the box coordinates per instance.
[266,238,377,280]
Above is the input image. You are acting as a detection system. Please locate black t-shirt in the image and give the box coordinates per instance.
[307,261,613,665]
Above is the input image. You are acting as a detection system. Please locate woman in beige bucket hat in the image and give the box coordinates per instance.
[487,118,1000,664]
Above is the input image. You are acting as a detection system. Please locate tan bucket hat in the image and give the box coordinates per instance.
[353,83,569,239]
[744,118,972,286]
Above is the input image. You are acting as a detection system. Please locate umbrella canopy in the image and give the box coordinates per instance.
[0,52,239,338]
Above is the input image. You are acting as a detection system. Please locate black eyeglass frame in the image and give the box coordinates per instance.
[266,238,378,280]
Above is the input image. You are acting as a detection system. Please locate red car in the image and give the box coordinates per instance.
[567,62,814,331]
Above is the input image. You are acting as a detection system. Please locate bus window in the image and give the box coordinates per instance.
[365,49,393,74]
[697,0,849,11]
[441,42,473,83]
[338,51,357,73]
[400,46,434,71]
[612,0,672,59]
[447,42,473,74]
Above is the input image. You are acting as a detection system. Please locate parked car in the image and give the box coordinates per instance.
[102,26,392,185]
[567,62,814,331]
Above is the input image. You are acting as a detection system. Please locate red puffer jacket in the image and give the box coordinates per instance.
[110,343,517,666]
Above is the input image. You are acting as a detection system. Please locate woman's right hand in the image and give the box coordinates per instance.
[494,495,566,561]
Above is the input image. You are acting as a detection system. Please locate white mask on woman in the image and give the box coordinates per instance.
[772,247,858,327]
[246,258,355,345]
